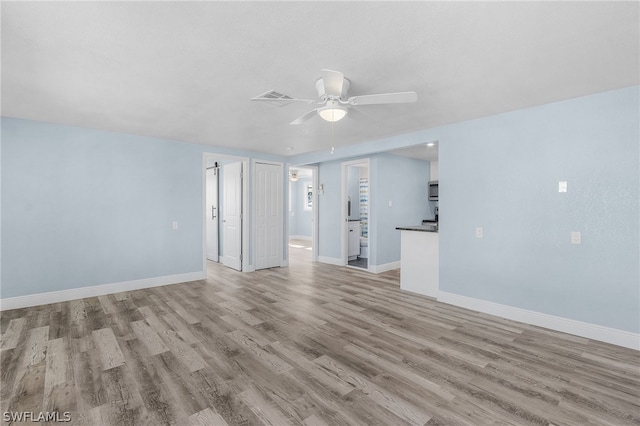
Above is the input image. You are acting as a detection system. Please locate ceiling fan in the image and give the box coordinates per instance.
[251,69,418,125]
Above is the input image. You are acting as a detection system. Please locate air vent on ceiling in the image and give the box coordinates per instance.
[251,90,295,107]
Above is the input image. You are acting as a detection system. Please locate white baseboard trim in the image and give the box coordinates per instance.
[0,271,206,311]
[289,235,312,241]
[370,261,400,274]
[438,291,640,351]
[318,256,343,266]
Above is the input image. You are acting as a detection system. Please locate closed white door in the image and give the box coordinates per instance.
[255,162,283,270]
[222,161,242,271]
[206,168,219,262]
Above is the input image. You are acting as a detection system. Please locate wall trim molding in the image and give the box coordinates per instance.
[370,261,400,274]
[318,256,343,266]
[0,271,206,311]
[438,291,640,351]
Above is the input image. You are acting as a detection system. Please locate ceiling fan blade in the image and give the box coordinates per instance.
[321,69,344,98]
[346,107,366,121]
[348,91,417,106]
[290,109,318,125]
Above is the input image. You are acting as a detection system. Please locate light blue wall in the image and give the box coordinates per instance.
[1,117,287,298]
[372,153,430,265]
[317,154,430,265]
[1,118,203,298]
[318,161,343,260]
[289,178,312,238]
[288,179,298,235]
[439,86,639,333]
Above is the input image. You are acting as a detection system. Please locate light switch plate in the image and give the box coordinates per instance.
[475,227,483,238]
[172,221,178,230]
[559,181,568,193]
[571,231,581,244]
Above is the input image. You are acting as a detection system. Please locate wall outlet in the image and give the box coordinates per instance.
[172,221,178,230]
[571,231,581,244]
[559,181,568,193]
[475,227,483,238]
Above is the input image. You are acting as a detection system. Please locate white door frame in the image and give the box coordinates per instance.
[309,165,319,262]
[202,153,250,272]
[205,167,219,262]
[252,159,285,269]
[341,158,371,272]
[285,164,319,264]
[221,161,244,271]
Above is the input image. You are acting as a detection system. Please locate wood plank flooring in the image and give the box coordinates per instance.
[1,242,639,425]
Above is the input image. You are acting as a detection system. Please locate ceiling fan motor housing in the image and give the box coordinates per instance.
[316,77,350,101]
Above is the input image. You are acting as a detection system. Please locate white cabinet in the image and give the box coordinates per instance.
[348,221,361,259]
[400,230,438,297]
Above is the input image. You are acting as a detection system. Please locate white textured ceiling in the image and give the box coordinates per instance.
[2,2,638,158]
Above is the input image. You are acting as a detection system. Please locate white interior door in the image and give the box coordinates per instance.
[222,161,242,271]
[255,162,283,270]
[205,167,219,262]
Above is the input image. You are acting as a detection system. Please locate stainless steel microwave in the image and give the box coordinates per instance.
[428,181,438,201]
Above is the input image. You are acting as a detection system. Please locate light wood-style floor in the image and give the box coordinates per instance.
[1,243,639,425]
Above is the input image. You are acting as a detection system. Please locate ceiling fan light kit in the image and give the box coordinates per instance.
[251,69,417,125]
[318,101,348,122]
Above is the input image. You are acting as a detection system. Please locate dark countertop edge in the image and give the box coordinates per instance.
[396,226,438,233]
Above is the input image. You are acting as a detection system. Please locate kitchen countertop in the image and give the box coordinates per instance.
[396,225,438,232]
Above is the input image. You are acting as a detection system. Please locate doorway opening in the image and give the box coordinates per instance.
[342,159,370,271]
[287,165,318,266]
[203,153,249,272]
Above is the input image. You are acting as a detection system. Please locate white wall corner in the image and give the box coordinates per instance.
[0,271,206,311]
[437,291,640,351]
[318,256,343,266]
[370,261,401,274]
